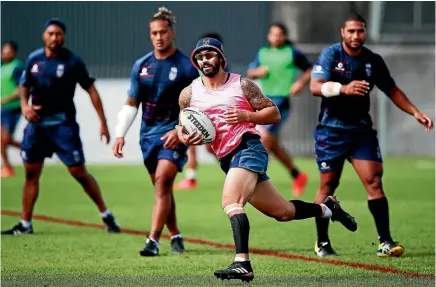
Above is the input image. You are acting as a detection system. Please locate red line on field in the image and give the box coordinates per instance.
[2,210,434,279]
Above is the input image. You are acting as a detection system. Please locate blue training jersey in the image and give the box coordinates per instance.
[128,50,198,137]
[311,43,396,131]
[20,47,95,126]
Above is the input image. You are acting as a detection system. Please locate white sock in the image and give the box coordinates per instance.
[100,209,112,218]
[20,220,31,228]
[234,256,249,262]
[185,168,196,180]
[320,204,332,218]
[171,233,182,240]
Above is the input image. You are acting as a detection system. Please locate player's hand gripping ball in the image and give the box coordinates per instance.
[179,108,216,144]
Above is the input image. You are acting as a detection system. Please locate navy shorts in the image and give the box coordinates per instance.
[259,96,290,136]
[140,134,188,175]
[21,121,85,166]
[1,107,21,134]
[314,126,382,172]
[219,133,270,182]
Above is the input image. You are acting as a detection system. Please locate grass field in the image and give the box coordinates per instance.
[1,158,435,286]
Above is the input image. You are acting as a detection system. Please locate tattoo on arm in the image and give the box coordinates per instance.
[126,96,140,108]
[240,78,274,111]
[179,85,192,110]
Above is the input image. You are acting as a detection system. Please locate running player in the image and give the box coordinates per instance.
[1,19,120,235]
[177,37,357,282]
[1,41,23,178]
[174,32,227,191]
[247,23,312,197]
[310,13,433,257]
[112,7,198,256]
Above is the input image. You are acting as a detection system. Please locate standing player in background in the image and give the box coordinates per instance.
[178,37,357,282]
[310,13,433,257]
[1,19,120,235]
[112,7,198,256]
[1,41,23,178]
[174,32,228,191]
[247,23,312,197]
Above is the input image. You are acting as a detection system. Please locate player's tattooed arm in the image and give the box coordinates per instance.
[125,96,140,108]
[241,78,275,110]
[179,85,192,110]
[238,78,280,125]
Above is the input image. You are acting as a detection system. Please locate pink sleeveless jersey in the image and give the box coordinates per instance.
[190,73,260,158]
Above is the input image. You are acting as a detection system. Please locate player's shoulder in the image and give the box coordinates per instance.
[174,50,194,66]
[257,45,272,54]
[361,46,384,62]
[239,75,260,90]
[133,51,154,67]
[63,48,86,64]
[323,43,342,54]
[174,50,198,75]
[27,48,45,61]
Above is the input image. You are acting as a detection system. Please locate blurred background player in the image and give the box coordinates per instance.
[178,37,357,282]
[112,7,198,256]
[1,19,120,235]
[310,13,433,257]
[174,32,228,191]
[247,23,312,197]
[1,41,23,178]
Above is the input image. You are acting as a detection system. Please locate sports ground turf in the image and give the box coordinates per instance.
[1,158,435,286]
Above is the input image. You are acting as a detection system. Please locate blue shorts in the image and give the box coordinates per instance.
[1,108,21,134]
[314,126,382,172]
[259,96,290,136]
[219,133,270,182]
[140,134,188,175]
[21,121,85,166]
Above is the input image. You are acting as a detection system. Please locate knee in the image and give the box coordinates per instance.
[363,173,384,196]
[320,177,340,194]
[274,207,294,222]
[223,203,244,217]
[25,168,41,182]
[154,174,174,195]
[69,166,89,183]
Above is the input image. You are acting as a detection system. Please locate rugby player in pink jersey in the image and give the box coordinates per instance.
[176,37,358,282]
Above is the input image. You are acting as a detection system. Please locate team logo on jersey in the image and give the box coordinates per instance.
[31,64,39,73]
[169,67,178,81]
[313,65,323,74]
[73,150,81,163]
[140,67,148,76]
[335,62,344,71]
[173,151,180,160]
[56,64,64,77]
[365,63,372,77]
[320,162,330,170]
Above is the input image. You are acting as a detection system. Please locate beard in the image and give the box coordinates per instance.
[344,41,362,51]
[48,42,64,52]
[201,63,220,78]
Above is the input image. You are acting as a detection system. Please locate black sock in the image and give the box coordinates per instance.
[368,197,393,243]
[290,200,323,219]
[229,213,250,254]
[290,168,300,178]
[316,217,330,243]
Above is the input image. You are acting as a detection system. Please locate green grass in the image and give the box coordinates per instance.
[1,158,435,286]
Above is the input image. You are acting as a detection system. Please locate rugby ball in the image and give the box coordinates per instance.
[180,107,216,144]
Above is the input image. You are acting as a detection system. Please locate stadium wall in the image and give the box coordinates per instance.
[3,2,434,164]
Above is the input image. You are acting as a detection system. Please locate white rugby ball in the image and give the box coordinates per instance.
[180,107,216,144]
